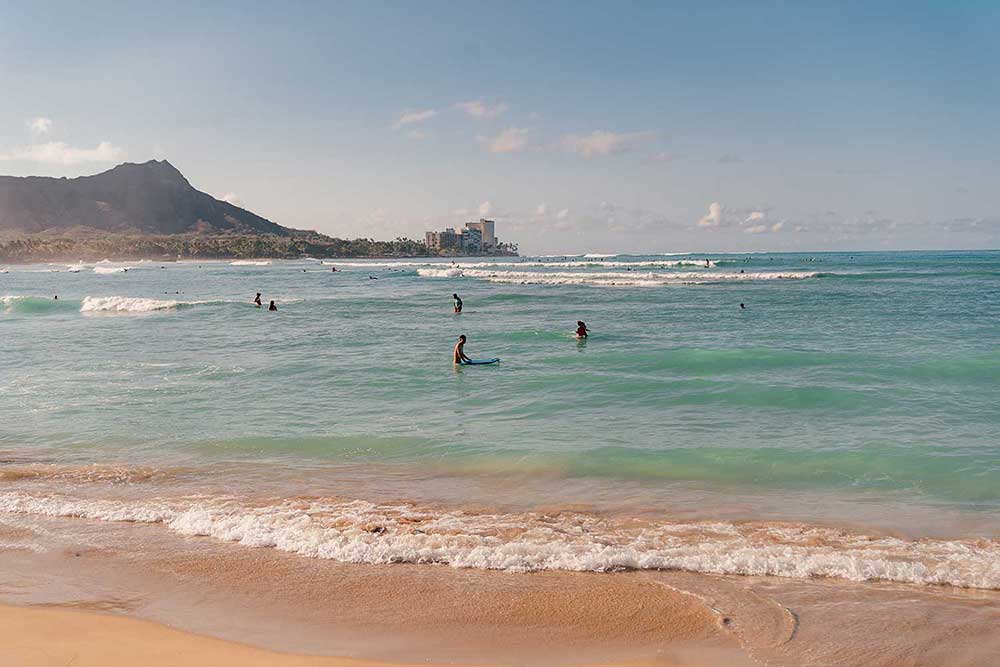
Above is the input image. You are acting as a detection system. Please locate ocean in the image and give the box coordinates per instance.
[1,250,999,593]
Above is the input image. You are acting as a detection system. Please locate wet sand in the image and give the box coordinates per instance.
[2,513,998,666]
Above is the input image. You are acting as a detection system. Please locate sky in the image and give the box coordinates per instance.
[1,1,998,254]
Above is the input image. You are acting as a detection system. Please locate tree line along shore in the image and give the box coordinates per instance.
[0,233,520,262]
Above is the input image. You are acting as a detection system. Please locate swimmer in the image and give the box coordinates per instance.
[453,293,463,313]
[575,321,590,338]
[268,300,277,311]
[740,303,746,309]
[254,293,262,307]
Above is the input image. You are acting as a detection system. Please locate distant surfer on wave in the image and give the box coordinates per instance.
[453,293,463,313]
[453,335,472,365]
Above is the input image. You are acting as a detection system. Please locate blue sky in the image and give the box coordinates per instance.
[1,1,998,253]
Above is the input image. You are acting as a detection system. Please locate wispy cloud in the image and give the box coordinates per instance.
[482,127,528,153]
[29,117,53,137]
[0,141,125,165]
[391,108,437,130]
[455,99,508,119]
[560,130,652,158]
[220,192,243,207]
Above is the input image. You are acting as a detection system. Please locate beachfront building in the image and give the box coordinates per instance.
[461,227,483,252]
[424,228,462,251]
[464,219,496,250]
[425,219,504,255]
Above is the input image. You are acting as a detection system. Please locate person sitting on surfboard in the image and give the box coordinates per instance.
[454,335,472,365]
[576,321,590,338]
[453,293,463,313]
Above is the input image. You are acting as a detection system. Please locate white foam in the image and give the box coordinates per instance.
[1,491,996,589]
[417,268,819,285]
[230,260,272,266]
[93,266,131,274]
[80,296,182,313]
[416,268,465,278]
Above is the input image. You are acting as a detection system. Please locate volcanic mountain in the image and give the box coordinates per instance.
[0,160,290,236]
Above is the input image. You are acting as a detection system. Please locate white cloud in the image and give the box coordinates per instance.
[29,117,53,137]
[391,108,437,130]
[484,127,528,153]
[697,202,725,228]
[745,211,766,223]
[220,192,243,207]
[478,201,493,217]
[455,99,508,119]
[560,130,652,158]
[771,221,785,232]
[0,141,125,165]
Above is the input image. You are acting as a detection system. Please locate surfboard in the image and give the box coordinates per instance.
[463,358,500,365]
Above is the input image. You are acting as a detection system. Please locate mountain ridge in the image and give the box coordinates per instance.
[0,160,291,236]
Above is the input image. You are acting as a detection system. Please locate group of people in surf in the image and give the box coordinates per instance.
[451,291,589,366]
[252,293,278,311]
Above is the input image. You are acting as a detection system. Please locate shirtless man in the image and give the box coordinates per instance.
[453,335,471,365]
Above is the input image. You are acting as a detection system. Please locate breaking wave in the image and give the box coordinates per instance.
[230,260,272,266]
[0,490,996,589]
[417,268,820,285]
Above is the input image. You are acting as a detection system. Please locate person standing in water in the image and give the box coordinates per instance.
[575,321,590,338]
[453,335,471,365]
[453,293,463,313]
[254,293,262,307]
[268,300,277,311]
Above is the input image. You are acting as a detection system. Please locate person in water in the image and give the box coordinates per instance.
[740,303,746,309]
[268,300,277,311]
[576,321,590,338]
[254,293,262,307]
[453,334,472,365]
[453,293,463,313]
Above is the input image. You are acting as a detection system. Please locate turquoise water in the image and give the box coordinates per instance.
[1,251,999,586]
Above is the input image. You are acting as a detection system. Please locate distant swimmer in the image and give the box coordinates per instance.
[740,303,746,309]
[453,334,471,365]
[575,321,590,338]
[369,275,378,280]
[254,293,262,307]
[331,267,338,272]
[453,293,463,313]
[268,300,277,311]
[53,295,58,300]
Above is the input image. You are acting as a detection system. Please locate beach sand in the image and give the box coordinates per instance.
[0,603,710,667]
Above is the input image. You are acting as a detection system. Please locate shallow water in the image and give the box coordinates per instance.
[1,251,998,589]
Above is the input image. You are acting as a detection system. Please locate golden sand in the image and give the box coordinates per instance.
[0,603,702,667]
